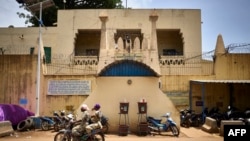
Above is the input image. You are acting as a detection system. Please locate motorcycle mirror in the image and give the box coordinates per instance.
[162,112,171,117]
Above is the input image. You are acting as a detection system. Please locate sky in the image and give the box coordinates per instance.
[0,0,250,52]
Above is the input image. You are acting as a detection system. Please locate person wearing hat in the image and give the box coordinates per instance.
[72,104,90,137]
[86,103,103,134]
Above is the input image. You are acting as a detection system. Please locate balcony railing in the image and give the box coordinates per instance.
[43,55,98,75]
[43,51,213,75]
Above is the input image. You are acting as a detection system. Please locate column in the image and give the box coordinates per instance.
[99,13,108,49]
[149,10,158,50]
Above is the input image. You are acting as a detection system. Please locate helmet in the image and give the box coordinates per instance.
[81,104,89,112]
[60,110,65,116]
[53,111,59,116]
[67,113,73,119]
[93,104,101,110]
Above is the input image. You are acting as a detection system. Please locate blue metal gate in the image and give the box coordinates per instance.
[99,60,158,76]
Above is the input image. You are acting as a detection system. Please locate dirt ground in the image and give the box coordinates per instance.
[1,127,223,141]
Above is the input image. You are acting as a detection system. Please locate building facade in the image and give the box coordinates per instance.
[1,9,249,133]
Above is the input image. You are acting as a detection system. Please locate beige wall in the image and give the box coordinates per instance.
[215,54,250,79]
[0,27,57,55]
[77,77,180,133]
[0,55,37,111]
[0,55,96,116]
[161,75,215,92]
[40,75,97,116]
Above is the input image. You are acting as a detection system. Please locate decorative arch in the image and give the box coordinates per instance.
[114,29,143,50]
[98,60,159,77]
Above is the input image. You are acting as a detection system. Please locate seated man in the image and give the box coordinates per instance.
[72,104,90,137]
[86,104,103,134]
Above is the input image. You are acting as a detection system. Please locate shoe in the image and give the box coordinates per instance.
[81,134,89,140]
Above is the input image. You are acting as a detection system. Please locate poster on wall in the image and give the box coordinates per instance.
[48,80,91,95]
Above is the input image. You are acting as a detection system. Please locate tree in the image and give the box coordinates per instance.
[16,0,124,26]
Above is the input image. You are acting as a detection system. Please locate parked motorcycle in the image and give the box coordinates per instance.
[205,106,250,127]
[205,107,226,127]
[226,106,250,126]
[40,116,55,131]
[243,108,250,125]
[53,110,73,132]
[180,108,204,128]
[54,120,105,141]
[147,112,179,137]
[180,109,191,128]
[226,106,245,120]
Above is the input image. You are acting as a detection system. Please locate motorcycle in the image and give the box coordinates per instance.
[88,114,109,134]
[100,115,109,134]
[226,106,245,120]
[243,108,250,125]
[226,106,250,126]
[40,116,55,131]
[54,116,105,141]
[205,107,226,127]
[53,111,72,132]
[180,109,191,128]
[147,112,179,137]
[180,108,205,128]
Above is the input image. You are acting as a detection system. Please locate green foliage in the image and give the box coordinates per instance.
[16,0,124,26]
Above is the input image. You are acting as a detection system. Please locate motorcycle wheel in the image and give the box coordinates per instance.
[186,120,191,128]
[87,132,105,141]
[170,125,179,137]
[54,123,60,132]
[54,132,71,141]
[41,120,50,131]
[181,120,190,128]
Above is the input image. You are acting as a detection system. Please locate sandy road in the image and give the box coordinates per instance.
[1,127,223,141]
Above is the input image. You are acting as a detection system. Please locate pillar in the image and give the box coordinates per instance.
[99,12,108,50]
[149,10,158,50]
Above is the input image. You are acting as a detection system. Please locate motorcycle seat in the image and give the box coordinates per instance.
[148,116,162,123]
[147,116,164,127]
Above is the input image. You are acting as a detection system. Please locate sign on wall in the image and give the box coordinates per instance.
[48,80,91,95]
